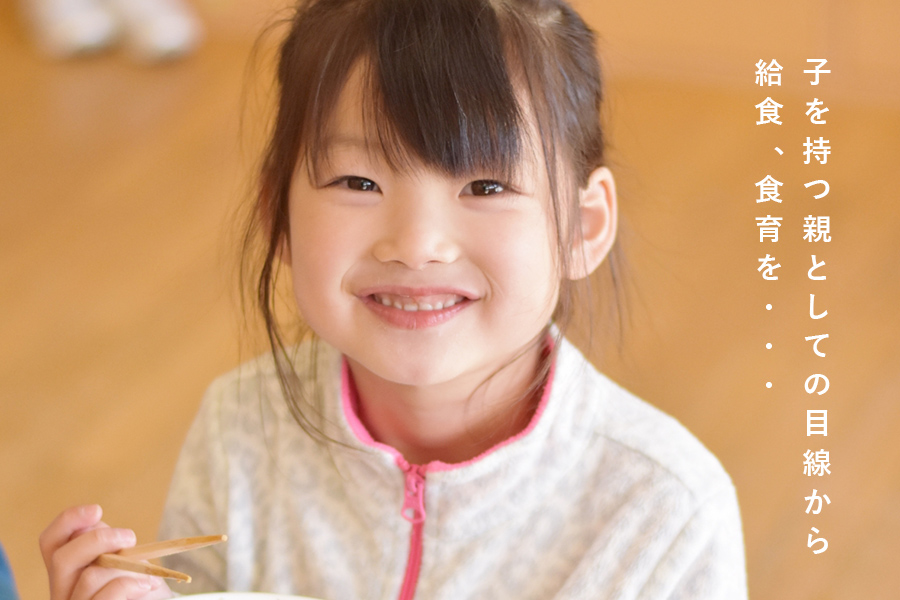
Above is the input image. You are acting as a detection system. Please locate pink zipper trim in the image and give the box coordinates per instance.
[397,460,427,600]
[337,333,557,600]
[340,368,430,600]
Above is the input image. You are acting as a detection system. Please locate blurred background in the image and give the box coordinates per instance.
[1,0,898,598]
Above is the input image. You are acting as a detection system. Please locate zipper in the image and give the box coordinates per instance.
[397,460,427,600]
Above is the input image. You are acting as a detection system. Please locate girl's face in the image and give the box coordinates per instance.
[286,69,561,391]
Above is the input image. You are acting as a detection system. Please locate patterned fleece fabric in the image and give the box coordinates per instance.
[160,337,747,599]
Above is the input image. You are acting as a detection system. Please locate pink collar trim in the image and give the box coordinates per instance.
[340,337,557,472]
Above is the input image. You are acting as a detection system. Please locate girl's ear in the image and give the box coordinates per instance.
[568,166,617,280]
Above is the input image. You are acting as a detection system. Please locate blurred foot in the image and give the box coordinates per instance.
[19,0,118,57]
[104,0,203,62]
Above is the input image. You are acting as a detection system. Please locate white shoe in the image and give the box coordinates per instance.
[19,0,119,58]
[103,0,203,62]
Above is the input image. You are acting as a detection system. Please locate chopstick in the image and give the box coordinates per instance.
[93,535,227,583]
[94,554,195,583]
[117,535,228,560]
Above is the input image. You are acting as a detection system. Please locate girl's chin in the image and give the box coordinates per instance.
[357,360,469,389]
[343,346,489,390]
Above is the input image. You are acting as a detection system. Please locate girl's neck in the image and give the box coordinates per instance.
[345,339,548,465]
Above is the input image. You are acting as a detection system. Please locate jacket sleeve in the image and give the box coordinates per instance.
[639,485,748,600]
[157,378,231,595]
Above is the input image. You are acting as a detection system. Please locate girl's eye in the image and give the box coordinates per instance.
[465,180,506,196]
[337,176,380,192]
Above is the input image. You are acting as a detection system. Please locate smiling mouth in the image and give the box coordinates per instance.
[370,293,467,312]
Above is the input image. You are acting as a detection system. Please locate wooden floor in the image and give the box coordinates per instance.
[1,2,898,599]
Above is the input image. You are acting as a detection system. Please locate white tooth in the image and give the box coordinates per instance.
[377,294,465,310]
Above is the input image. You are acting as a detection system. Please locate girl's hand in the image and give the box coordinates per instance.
[40,505,174,600]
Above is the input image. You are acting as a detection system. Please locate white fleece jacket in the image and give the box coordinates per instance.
[159,337,747,599]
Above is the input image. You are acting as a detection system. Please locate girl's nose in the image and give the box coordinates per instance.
[371,193,460,270]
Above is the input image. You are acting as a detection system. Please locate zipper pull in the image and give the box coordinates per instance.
[398,461,427,524]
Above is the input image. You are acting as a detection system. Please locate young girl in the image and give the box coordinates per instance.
[40,0,748,598]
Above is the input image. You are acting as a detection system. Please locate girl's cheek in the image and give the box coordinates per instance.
[481,217,558,307]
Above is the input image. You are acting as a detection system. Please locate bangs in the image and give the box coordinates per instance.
[290,0,529,182]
